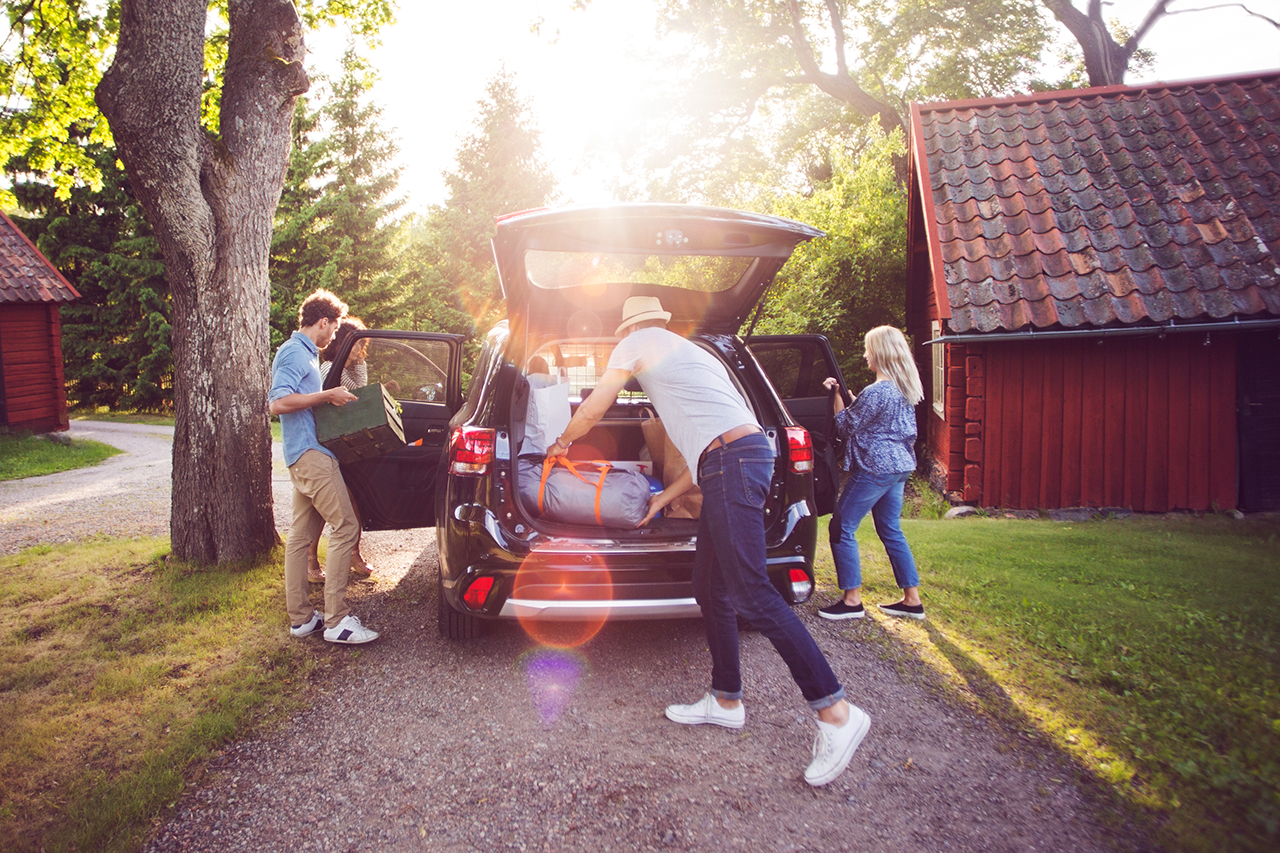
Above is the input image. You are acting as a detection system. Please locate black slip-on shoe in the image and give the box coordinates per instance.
[819,601,866,621]
[877,601,926,620]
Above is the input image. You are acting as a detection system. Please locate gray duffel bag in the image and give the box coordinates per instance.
[517,457,650,527]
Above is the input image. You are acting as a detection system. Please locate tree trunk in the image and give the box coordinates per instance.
[96,0,309,565]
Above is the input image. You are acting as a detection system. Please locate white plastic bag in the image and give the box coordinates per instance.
[518,374,571,457]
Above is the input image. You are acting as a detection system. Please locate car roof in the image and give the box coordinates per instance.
[491,204,824,338]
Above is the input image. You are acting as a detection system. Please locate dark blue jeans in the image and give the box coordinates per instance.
[693,433,845,711]
[829,468,919,591]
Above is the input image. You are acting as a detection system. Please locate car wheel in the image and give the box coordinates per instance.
[437,570,483,640]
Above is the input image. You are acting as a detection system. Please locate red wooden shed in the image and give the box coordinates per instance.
[0,210,81,432]
[906,71,1280,513]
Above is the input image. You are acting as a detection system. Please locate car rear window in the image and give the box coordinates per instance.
[524,251,753,292]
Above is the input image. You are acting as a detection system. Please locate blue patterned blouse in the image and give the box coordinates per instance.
[833,380,917,474]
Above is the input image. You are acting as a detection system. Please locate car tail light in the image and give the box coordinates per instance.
[785,426,813,473]
[463,576,495,610]
[450,426,494,476]
[789,568,813,603]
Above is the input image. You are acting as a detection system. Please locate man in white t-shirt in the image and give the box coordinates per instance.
[546,296,870,786]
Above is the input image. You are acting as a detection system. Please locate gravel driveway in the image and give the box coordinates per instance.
[2,424,1153,852]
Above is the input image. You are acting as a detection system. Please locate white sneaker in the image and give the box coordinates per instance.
[323,614,379,645]
[289,610,323,638]
[664,693,745,729]
[804,705,871,786]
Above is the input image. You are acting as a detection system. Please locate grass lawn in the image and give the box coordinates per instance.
[69,408,175,427]
[0,540,341,853]
[0,431,121,481]
[819,512,1280,853]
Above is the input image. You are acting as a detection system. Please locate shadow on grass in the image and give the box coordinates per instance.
[867,616,1160,852]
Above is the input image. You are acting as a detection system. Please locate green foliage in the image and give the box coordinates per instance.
[855,0,1053,103]
[623,0,1055,202]
[426,70,558,341]
[0,0,116,204]
[8,145,172,411]
[0,431,120,480]
[830,514,1280,853]
[0,1,396,204]
[755,126,908,388]
[384,214,476,337]
[270,47,406,342]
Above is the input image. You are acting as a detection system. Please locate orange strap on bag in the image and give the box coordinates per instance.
[538,456,613,525]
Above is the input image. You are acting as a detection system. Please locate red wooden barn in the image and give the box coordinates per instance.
[906,71,1280,513]
[0,210,80,432]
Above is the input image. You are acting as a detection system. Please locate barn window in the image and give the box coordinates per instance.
[931,320,944,417]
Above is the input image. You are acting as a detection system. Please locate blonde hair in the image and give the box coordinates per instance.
[865,326,923,405]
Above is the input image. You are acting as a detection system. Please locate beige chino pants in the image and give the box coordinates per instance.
[284,449,360,628]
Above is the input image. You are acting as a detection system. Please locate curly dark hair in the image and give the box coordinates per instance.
[297,289,348,329]
[321,316,368,363]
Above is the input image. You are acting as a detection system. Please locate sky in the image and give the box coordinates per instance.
[307,0,1280,213]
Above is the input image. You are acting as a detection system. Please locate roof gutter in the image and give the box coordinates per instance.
[927,316,1280,345]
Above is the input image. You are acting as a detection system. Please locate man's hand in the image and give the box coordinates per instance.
[637,467,694,527]
[637,494,666,527]
[327,387,358,406]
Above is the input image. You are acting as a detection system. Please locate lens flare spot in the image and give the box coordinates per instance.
[522,648,585,725]
[513,554,612,648]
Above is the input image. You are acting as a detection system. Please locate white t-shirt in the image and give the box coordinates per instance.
[607,327,758,484]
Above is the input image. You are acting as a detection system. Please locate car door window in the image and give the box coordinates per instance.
[362,338,452,403]
[327,331,464,532]
[747,335,846,515]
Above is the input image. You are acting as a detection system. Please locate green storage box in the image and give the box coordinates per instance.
[314,383,405,464]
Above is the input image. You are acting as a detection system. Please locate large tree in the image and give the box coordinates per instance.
[1039,1,1279,87]
[604,0,1052,200]
[94,0,312,564]
[271,47,407,343]
[0,0,392,564]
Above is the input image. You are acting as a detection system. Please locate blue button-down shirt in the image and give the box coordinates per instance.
[269,331,336,466]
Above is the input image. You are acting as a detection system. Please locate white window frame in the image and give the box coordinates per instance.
[932,320,945,417]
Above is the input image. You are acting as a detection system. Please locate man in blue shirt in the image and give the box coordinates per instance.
[268,289,379,645]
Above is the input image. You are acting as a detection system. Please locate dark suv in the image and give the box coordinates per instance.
[323,204,847,639]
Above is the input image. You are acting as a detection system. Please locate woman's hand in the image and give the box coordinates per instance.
[822,376,839,391]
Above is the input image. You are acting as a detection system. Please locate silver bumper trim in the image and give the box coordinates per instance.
[498,596,702,621]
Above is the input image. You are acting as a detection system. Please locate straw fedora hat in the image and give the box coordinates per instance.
[615,296,672,337]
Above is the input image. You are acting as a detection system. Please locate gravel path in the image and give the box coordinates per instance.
[0,421,293,554]
[2,425,1155,853]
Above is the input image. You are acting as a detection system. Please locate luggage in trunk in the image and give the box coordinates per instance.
[517,457,651,527]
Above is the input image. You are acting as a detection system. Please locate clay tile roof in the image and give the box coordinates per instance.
[910,71,1280,333]
[0,210,80,304]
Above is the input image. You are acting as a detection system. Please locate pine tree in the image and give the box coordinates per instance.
[8,145,172,411]
[270,46,406,337]
[428,70,558,337]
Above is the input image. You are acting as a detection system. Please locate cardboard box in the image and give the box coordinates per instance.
[314,383,405,464]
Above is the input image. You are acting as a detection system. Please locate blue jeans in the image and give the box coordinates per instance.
[693,433,845,711]
[829,468,919,592]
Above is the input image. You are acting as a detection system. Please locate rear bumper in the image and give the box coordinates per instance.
[439,502,815,621]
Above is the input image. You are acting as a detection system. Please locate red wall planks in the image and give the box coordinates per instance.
[0,303,67,431]
[960,335,1238,511]
[1166,339,1191,508]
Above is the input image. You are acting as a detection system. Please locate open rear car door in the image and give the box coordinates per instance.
[746,334,847,515]
[322,331,465,530]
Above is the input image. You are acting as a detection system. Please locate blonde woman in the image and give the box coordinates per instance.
[819,325,926,621]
